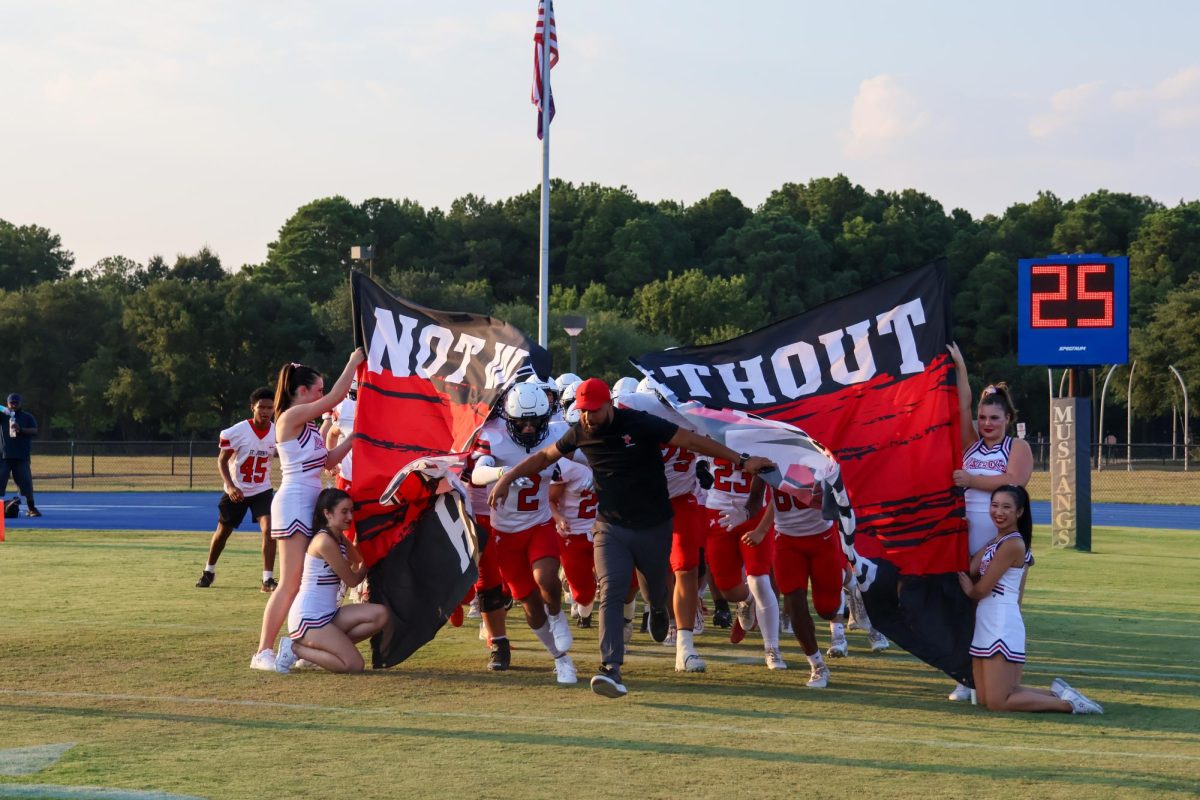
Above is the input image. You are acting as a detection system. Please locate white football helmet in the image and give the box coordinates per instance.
[556,372,582,391]
[636,376,661,395]
[611,377,640,399]
[503,382,552,448]
[525,374,560,413]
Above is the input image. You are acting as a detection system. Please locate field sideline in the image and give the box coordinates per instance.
[0,527,1197,799]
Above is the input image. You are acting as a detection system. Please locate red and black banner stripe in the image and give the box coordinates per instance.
[634,260,965,575]
[350,271,551,567]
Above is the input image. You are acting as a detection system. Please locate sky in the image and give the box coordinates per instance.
[3,1,1199,272]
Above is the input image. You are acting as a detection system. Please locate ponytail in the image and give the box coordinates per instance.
[979,381,1018,425]
[311,487,351,536]
[274,362,322,420]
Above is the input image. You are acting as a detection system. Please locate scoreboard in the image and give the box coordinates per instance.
[1017,255,1129,366]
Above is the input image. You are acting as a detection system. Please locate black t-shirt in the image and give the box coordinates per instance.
[0,410,36,460]
[555,407,679,528]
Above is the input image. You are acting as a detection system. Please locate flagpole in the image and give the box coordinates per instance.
[537,2,551,349]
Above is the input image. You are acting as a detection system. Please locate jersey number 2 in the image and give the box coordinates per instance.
[516,475,543,511]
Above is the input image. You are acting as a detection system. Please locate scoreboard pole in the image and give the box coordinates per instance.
[1050,368,1092,552]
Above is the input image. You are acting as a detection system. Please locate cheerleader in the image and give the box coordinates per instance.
[946,343,1033,700]
[958,486,1102,714]
[251,349,364,671]
[276,488,388,673]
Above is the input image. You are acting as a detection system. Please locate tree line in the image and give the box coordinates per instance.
[2,176,1197,442]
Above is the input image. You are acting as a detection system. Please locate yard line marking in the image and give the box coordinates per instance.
[41,505,199,510]
[0,785,201,799]
[0,743,74,776]
[2,689,1197,763]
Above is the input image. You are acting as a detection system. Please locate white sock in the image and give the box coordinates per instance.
[623,600,635,621]
[204,564,215,573]
[579,600,594,618]
[263,571,273,582]
[532,620,562,659]
[548,610,566,631]
[748,574,780,649]
[831,622,845,638]
[807,651,825,668]
[676,629,695,653]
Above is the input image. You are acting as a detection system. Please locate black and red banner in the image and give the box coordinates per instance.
[350,271,551,567]
[634,260,965,575]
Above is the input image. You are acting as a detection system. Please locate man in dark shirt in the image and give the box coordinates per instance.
[1,393,41,517]
[489,377,773,698]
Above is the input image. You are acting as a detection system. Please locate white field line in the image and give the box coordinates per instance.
[37,505,199,510]
[0,785,202,799]
[1,688,1197,763]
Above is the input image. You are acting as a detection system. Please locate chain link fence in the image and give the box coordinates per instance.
[18,439,1198,505]
[28,441,283,492]
[1027,442,1199,506]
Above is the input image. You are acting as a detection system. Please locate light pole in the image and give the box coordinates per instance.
[350,245,376,279]
[1169,365,1189,472]
[561,314,586,374]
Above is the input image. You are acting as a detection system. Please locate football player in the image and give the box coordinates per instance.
[469,383,577,684]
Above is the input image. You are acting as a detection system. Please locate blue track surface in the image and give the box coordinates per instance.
[2,492,1198,532]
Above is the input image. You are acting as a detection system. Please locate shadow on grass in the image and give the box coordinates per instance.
[0,702,1195,794]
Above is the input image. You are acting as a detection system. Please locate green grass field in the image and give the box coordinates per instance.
[28,452,1200,505]
[0,527,1197,799]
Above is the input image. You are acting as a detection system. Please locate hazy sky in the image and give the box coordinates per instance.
[3,1,1199,272]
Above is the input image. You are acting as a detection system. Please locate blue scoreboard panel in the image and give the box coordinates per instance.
[1017,255,1129,366]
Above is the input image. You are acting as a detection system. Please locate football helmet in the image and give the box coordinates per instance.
[526,374,561,414]
[503,382,552,449]
[555,373,582,391]
[610,377,639,399]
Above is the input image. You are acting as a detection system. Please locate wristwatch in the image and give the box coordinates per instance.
[737,453,750,470]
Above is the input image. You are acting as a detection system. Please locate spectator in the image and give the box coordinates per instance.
[1,393,41,517]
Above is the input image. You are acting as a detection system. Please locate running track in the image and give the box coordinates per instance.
[3,492,1199,532]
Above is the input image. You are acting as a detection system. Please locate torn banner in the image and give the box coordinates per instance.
[633,260,964,575]
[350,272,550,665]
[668,401,976,686]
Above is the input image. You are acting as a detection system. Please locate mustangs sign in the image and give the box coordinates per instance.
[634,260,964,575]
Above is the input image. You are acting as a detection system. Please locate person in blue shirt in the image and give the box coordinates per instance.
[1,393,41,517]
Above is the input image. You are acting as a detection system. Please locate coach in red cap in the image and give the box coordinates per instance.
[490,376,774,698]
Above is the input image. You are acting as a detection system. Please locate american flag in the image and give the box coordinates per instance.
[532,0,558,140]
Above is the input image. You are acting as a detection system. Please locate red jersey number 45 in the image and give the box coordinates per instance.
[239,456,269,485]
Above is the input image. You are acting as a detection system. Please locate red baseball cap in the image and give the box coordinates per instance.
[573,378,611,412]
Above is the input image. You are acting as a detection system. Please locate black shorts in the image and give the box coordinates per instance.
[218,489,274,527]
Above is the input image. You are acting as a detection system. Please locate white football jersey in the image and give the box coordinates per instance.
[552,458,599,536]
[472,418,568,533]
[703,458,755,514]
[333,396,356,482]
[218,419,276,498]
[771,487,829,537]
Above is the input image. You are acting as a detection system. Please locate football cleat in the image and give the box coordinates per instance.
[806,664,830,688]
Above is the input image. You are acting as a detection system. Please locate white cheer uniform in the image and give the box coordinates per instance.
[968,531,1032,664]
[270,421,327,539]
[962,436,1013,556]
[288,532,347,639]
